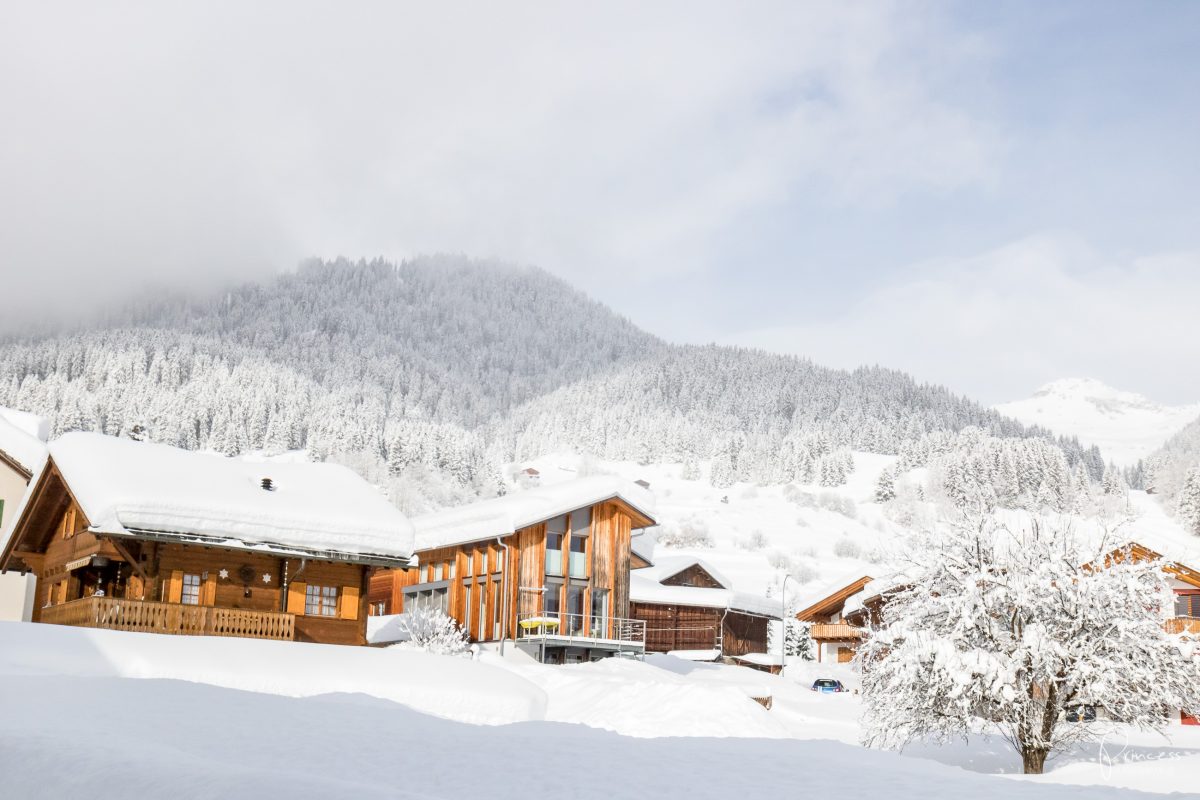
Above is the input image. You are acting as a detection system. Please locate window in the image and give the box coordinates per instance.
[463,584,473,635]
[305,585,338,617]
[433,563,444,582]
[591,588,609,637]
[545,516,566,576]
[1176,593,1200,619]
[419,564,430,583]
[566,584,585,634]
[544,579,562,617]
[479,580,489,639]
[568,533,587,578]
[180,573,201,606]
[403,585,448,615]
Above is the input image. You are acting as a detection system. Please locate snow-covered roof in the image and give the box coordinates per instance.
[46,433,415,563]
[634,555,732,589]
[0,407,50,443]
[630,557,780,618]
[631,532,656,566]
[412,476,657,551]
[0,410,49,476]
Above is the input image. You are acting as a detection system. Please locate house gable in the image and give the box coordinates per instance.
[661,563,726,590]
[795,575,873,623]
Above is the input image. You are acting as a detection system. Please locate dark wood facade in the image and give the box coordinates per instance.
[633,601,768,656]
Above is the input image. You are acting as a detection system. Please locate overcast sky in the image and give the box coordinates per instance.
[3,2,1198,404]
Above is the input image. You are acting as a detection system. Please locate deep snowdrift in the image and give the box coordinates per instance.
[0,623,1176,800]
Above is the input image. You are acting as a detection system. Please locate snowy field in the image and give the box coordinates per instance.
[2,622,1198,798]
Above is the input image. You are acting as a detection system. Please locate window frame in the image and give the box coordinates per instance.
[305,584,338,617]
[180,573,202,606]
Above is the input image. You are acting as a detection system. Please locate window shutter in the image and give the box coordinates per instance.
[167,570,183,604]
[202,572,217,606]
[287,581,307,615]
[339,586,360,620]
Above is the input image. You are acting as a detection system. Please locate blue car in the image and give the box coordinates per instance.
[811,678,846,694]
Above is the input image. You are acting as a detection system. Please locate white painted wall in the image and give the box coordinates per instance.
[0,572,36,621]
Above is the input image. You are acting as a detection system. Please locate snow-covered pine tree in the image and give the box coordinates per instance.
[1178,466,1200,535]
[874,467,896,503]
[860,517,1200,774]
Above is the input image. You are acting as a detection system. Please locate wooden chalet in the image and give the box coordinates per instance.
[369,476,657,663]
[794,574,873,663]
[0,432,415,646]
[1099,542,1200,637]
[629,556,779,659]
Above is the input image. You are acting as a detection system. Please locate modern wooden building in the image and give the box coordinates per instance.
[629,556,779,659]
[0,432,415,646]
[369,476,657,663]
[795,574,874,663]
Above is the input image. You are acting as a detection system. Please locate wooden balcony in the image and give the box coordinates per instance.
[1165,617,1200,635]
[809,622,864,642]
[40,595,295,641]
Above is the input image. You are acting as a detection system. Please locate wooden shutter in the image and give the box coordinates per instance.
[339,585,360,620]
[128,574,145,601]
[202,572,217,606]
[167,570,183,604]
[287,581,307,615]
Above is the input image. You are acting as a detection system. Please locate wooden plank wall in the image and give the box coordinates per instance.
[722,611,769,656]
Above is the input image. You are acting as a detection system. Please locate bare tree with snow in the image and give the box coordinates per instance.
[860,516,1200,774]
[396,608,470,656]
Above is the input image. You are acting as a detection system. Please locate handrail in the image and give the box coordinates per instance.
[809,622,865,640]
[40,595,295,641]
[516,612,645,645]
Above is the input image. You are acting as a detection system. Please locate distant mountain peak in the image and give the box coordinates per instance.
[996,378,1200,466]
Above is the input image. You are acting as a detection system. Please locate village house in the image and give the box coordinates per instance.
[794,573,874,663]
[368,476,657,663]
[0,409,50,621]
[629,555,780,661]
[0,432,415,646]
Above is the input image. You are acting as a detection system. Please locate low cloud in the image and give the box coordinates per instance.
[0,2,996,323]
[726,236,1200,405]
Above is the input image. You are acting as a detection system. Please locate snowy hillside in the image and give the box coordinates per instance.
[0,257,1085,506]
[515,449,1200,619]
[995,378,1200,467]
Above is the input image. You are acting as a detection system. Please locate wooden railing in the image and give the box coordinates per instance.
[1165,617,1200,635]
[809,622,864,641]
[41,596,295,641]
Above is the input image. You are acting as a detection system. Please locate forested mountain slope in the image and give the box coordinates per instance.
[0,257,1098,506]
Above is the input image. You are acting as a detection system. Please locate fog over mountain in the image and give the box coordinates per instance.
[0,257,1108,515]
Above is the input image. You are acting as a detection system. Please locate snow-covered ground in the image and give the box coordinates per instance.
[0,622,1196,797]
[995,378,1200,467]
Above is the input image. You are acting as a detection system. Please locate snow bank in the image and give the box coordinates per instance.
[0,621,543,725]
[49,432,414,561]
[492,654,791,738]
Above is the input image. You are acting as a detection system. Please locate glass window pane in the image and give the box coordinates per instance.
[571,507,592,537]
[544,582,561,616]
